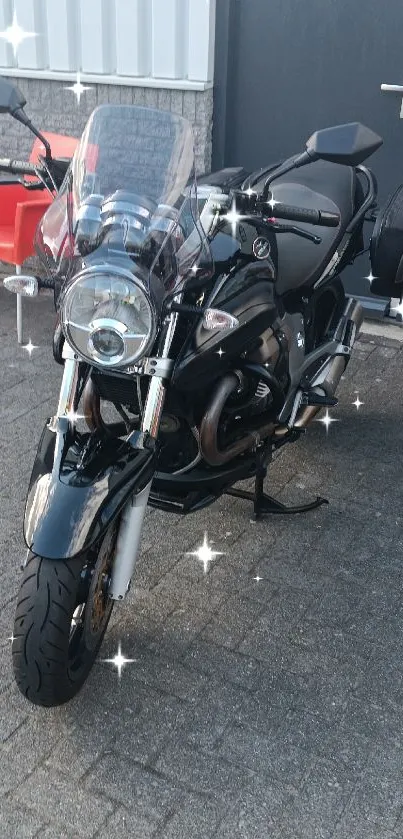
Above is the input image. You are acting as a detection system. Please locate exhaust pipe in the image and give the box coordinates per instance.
[82,377,104,431]
[199,298,363,463]
[276,296,363,435]
[199,373,275,466]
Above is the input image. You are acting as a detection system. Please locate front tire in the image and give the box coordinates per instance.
[12,527,117,707]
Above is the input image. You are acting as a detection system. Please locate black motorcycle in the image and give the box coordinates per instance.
[2,77,401,707]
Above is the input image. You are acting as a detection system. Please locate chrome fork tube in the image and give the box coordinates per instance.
[141,310,179,436]
[141,377,167,438]
[108,482,152,600]
[49,343,80,431]
[109,310,179,601]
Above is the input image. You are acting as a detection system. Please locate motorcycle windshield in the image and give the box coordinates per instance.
[35,104,213,294]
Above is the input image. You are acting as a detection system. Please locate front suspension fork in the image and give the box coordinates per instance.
[109,311,179,600]
[108,375,168,600]
[50,313,178,600]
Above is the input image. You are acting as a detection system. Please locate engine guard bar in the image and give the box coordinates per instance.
[345,164,378,233]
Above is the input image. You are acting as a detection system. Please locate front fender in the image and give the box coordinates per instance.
[24,418,157,560]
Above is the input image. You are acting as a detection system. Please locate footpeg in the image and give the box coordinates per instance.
[301,391,338,407]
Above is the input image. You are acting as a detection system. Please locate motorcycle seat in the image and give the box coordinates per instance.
[254,157,359,293]
[271,156,356,229]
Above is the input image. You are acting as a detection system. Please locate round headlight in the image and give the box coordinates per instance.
[60,266,156,369]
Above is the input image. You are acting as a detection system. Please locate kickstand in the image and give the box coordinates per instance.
[225,445,328,520]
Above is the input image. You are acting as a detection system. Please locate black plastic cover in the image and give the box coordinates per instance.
[370,185,403,298]
[173,262,277,391]
[24,418,156,559]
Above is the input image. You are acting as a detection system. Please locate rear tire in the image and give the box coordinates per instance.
[12,528,116,707]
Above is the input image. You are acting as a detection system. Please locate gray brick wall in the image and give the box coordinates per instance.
[0,77,213,175]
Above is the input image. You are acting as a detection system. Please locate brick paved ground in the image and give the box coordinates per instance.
[1,281,403,838]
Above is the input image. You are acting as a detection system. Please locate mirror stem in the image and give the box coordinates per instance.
[261,150,315,201]
[12,108,52,162]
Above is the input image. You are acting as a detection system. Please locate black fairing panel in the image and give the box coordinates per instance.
[24,418,156,560]
[172,262,277,391]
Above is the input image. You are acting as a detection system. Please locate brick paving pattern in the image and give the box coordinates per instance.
[1,282,403,838]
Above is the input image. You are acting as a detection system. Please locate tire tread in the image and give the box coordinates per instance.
[12,553,113,707]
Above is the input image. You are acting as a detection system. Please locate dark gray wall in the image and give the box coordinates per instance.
[213,0,403,311]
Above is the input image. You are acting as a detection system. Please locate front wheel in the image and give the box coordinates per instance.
[12,526,117,707]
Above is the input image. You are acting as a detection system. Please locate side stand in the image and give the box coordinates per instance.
[225,443,328,521]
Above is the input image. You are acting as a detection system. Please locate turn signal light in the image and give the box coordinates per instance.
[202,308,239,331]
[3,275,39,296]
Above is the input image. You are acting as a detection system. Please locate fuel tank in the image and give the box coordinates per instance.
[172,259,280,392]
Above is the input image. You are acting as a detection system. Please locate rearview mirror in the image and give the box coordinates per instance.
[306,122,383,166]
[0,76,26,115]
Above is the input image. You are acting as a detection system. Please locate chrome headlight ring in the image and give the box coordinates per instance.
[60,264,157,370]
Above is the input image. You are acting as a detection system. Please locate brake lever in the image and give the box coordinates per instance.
[265,220,322,244]
[215,200,321,244]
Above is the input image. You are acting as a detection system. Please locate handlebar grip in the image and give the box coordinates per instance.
[0,158,42,176]
[268,203,340,227]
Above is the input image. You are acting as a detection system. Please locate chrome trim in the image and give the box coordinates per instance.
[61,264,157,370]
[287,389,303,428]
[107,214,146,231]
[101,200,151,219]
[141,377,167,438]
[143,357,174,377]
[48,343,80,431]
[124,357,174,377]
[150,217,176,234]
[139,308,180,439]
[61,263,150,292]
[76,204,102,222]
[89,317,129,334]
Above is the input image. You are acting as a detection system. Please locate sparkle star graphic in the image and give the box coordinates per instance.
[364,271,377,285]
[64,72,92,106]
[268,196,279,212]
[225,199,243,238]
[0,10,37,57]
[22,339,38,356]
[101,642,136,679]
[186,532,224,574]
[253,576,263,582]
[316,409,339,433]
[64,409,87,425]
[8,633,15,643]
[216,347,225,357]
[352,395,364,410]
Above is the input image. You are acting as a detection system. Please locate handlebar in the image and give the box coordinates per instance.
[223,190,341,229]
[266,202,340,228]
[0,158,45,177]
